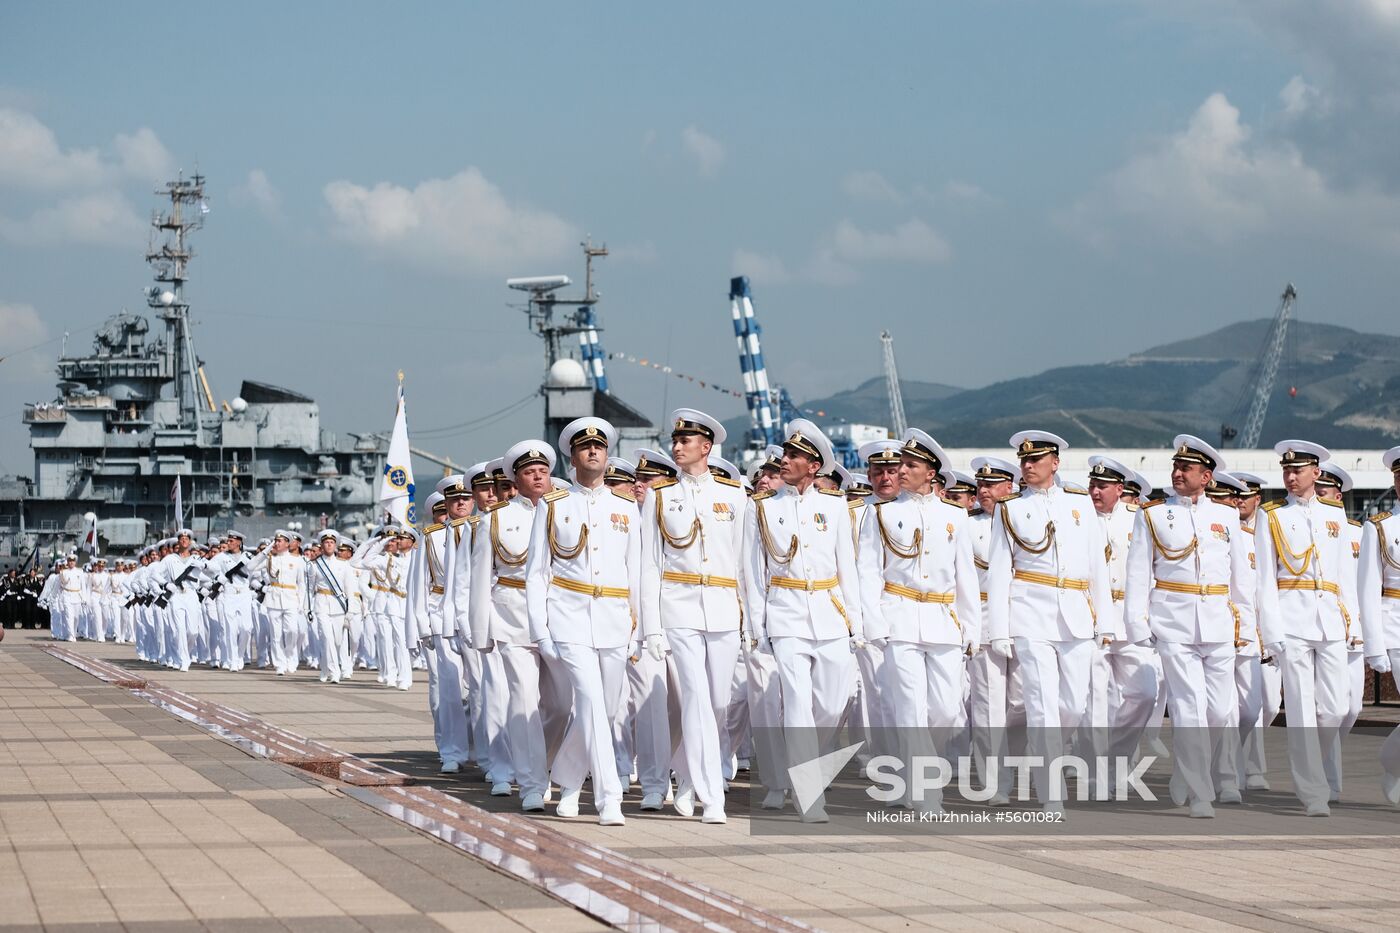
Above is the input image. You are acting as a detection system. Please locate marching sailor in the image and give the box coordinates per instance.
[526,417,640,826]
[407,488,470,768]
[640,408,747,824]
[250,531,306,675]
[1316,461,1367,800]
[985,431,1113,812]
[743,419,865,822]
[1360,445,1400,804]
[309,529,354,684]
[858,429,980,813]
[1253,440,1386,815]
[1124,437,1251,817]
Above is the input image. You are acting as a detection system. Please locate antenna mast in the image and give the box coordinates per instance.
[145,172,210,445]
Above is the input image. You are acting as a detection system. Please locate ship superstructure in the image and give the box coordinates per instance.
[1,174,385,567]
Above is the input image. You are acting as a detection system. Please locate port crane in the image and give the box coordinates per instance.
[1221,283,1298,449]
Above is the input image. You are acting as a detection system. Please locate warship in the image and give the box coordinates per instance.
[0,174,387,570]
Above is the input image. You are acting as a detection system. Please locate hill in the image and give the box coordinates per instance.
[758,320,1400,450]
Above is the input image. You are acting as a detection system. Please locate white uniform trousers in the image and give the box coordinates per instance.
[850,640,893,761]
[203,601,221,666]
[152,604,167,658]
[1233,654,1265,788]
[1156,641,1238,804]
[342,613,362,673]
[368,612,398,685]
[1378,651,1400,802]
[466,648,510,779]
[219,591,254,672]
[495,643,560,797]
[968,645,1023,797]
[304,612,321,669]
[551,643,628,811]
[1099,642,1161,791]
[166,592,200,672]
[314,612,345,682]
[772,636,853,808]
[1243,658,1283,780]
[725,652,752,771]
[254,603,271,668]
[429,638,469,766]
[1014,637,1093,804]
[622,651,672,795]
[1322,647,1367,798]
[266,608,300,675]
[744,641,789,791]
[1276,636,1349,808]
[668,628,741,810]
[885,641,964,808]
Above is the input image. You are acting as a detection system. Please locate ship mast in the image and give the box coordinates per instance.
[145,173,210,445]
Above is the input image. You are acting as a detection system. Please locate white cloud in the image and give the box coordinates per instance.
[0,301,49,381]
[732,249,792,286]
[232,168,282,219]
[1061,90,1400,252]
[323,167,578,275]
[842,170,903,204]
[681,125,726,177]
[1279,75,1323,116]
[0,191,145,246]
[0,108,105,189]
[113,127,174,181]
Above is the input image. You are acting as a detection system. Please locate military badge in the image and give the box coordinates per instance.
[1325,520,1340,538]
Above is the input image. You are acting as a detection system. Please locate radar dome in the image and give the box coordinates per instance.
[230,397,248,413]
[547,358,588,389]
[159,291,175,305]
[83,512,97,523]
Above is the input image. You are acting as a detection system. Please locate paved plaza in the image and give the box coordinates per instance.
[5,628,1400,932]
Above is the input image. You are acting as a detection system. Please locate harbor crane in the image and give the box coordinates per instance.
[1221,283,1298,449]
[881,330,908,437]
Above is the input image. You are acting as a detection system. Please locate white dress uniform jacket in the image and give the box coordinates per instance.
[467,497,536,647]
[640,471,748,637]
[743,485,864,643]
[1124,495,1253,645]
[1254,496,1357,647]
[985,485,1113,642]
[526,484,641,650]
[857,491,980,647]
[1360,510,1400,655]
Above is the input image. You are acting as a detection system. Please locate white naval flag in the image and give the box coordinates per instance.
[378,374,416,528]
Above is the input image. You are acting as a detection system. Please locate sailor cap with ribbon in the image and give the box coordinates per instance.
[1171,434,1225,471]
[605,457,638,483]
[901,428,948,471]
[505,439,557,475]
[466,461,494,489]
[1317,460,1354,493]
[424,491,446,514]
[635,448,678,479]
[1008,430,1067,460]
[558,417,616,455]
[1384,445,1400,474]
[1206,470,1247,498]
[1274,439,1328,467]
[708,453,741,481]
[858,438,903,467]
[971,455,1018,484]
[941,468,977,496]
[1087,454,1132,485]
[669,407,726,444]
[782,419,836,475]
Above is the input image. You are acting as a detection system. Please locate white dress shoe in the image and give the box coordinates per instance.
[1218,787,1243,805]
[439,760,461,774]
[1189,800,1216,819]
[1382,772,1400,807]
[1305,801,1331,817]
[673,784,696,817]
[639,792,664,811]
[598,802,625,826]
[556,786,581,818]
[760,789,787,810]
[521,792,545,812]
[490,781,513,797]
[1246,774,1271,791]
[701,806,727,824]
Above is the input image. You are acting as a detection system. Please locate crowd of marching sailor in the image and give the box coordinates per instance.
[32,410,1400,826]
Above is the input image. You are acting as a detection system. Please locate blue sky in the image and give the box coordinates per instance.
[4,1,1400,475]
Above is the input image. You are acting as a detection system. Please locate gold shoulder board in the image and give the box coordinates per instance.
[482,500,509,513]
[1126,503,1140,512]
[997,493,1020,503]
[650,477,678,490]
[713,475,742,488]
[1063,485,1089,495]
[611,487,636,502]
[447,517,469,528]
[1261,500,1284,512]
[466,515,481,527]
[752,489,775,501]
[1144,498,1167,508]
[1370,511,1393,525]
[542,488,570,502]
[969,506,984,516]
[818,487,844,497]
[1349,518,1361,527]
[423,522,445,534]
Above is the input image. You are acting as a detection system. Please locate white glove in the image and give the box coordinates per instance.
[645,633,665,662]
[990,638,1014,659]
[536,637,560,661]
[1264,641,1285,660]
[1368,654,1392,674]
[756,635,775,656]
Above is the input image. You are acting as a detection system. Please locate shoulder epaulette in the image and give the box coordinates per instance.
[1125,502,1140,512]
[969,506,984,516]
[818,487,844,497]
[939,497,960,507]
[997,493,1020,503]
[1370,511,1392,525]
[713,475,742,488]
[752,489,775,500]
[542,488,570,502]
[1063,485,1089,495]
[423,522,445,534]
[1319,498,1344,509]
[466,515,481,527]
[849,498,866,509]
[483,499,509,513]
[650,477,678,491]
[1144,498,1167,508]
[611,487,636,502]
[1261,500,1284,512]
[1349,518,1361,527]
